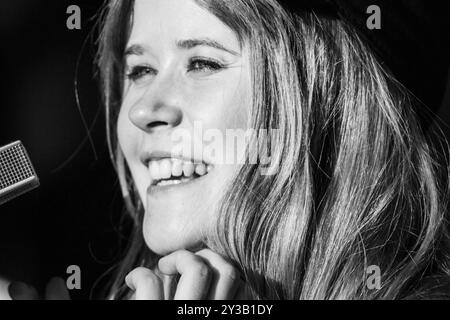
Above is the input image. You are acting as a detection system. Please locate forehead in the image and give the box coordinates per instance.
[129,0,240,51]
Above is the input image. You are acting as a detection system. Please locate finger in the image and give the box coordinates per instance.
[8,282,39,300]
[125,267,164,300]
[45,277,70,300]
[163,275,177,300]
[158,250,212,300]
[153,267,177,300]
[195,249,242,300]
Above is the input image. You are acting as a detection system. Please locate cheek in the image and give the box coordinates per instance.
[117,104,136,159]
[209,97,248,131]
[116,105,148,202]
[189,72,251,131]
[224,71,252,128]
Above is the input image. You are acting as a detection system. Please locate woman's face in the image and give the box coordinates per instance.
[118,0,251,255]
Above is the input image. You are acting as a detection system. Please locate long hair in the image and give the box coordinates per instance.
[96,0,450,299]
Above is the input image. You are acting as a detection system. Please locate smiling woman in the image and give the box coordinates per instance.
[96,0,450,300]
[118,0,251,260]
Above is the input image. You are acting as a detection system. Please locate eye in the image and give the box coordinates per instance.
[187,57,225,74]
[126,65,157,83]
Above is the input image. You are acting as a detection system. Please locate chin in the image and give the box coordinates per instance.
[142,218,206,256]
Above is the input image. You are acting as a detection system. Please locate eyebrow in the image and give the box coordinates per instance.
[177,38,240,56]
[124,44,146,57]
[124,38,240,57]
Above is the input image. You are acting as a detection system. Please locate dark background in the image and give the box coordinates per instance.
[0,0,124,300]
[0,0,449,300]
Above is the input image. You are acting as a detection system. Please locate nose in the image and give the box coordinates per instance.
[128,81,183,133]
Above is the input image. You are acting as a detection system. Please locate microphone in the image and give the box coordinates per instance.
[0,141,40,206]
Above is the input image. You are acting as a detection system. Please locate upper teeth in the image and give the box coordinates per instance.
[148,158,211,182]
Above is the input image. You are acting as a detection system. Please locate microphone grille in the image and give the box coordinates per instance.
[0,141,39,205]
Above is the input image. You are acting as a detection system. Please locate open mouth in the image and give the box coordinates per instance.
[146,158,213,187]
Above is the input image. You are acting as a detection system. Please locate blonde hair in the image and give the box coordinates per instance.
[97,0,450,299]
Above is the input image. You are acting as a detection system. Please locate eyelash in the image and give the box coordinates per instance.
[126,65,156,82]
[188,57,225,73]
[126,57,226,82]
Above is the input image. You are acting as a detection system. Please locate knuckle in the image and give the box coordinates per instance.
[178,249,191,257]
[141,272,161,284]
[196,248,211,256]
[132,267,149,274]
[193,261,211,278]
[129,267,160,284]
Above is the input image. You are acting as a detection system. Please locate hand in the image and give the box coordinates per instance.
[125,249,247,300]
[8,277,70,300]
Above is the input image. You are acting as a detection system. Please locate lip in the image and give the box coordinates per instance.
[146,169,210,195]
[140,150,208,168]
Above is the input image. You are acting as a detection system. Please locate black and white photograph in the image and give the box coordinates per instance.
[0,0,450,306]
